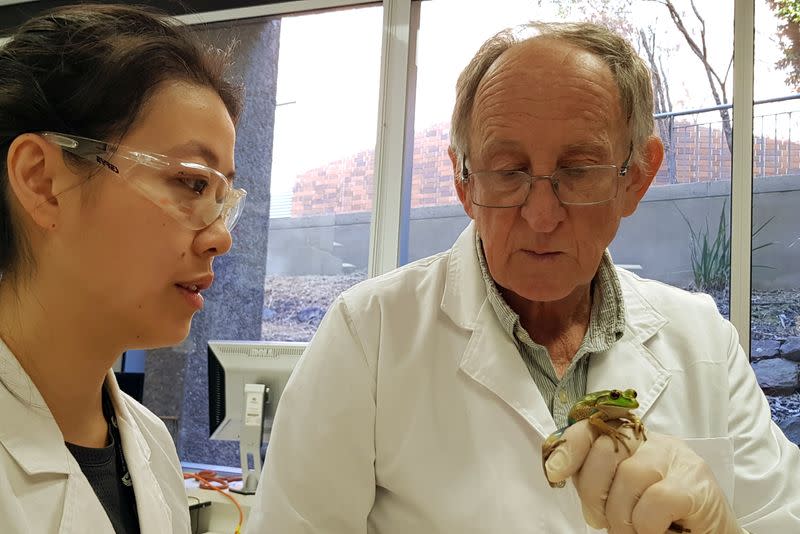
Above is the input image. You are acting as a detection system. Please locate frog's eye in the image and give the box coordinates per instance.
[631,389,638,398]
[610,390,621,399]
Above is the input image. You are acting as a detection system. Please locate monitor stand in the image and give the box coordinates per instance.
[231,383,267,495]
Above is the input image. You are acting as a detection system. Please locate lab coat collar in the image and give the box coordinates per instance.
[587,272,672,419]
[105,370,151,463]
[0,343,172,532]
[0,338,71,475]
[443,224,672,436]
[441,221,486,331]
[105,371,173,532]
[459,299,559,438]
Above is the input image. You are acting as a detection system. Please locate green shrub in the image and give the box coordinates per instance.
[676,200,774,292]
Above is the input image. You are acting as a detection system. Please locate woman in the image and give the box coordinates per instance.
[0,4,245,533]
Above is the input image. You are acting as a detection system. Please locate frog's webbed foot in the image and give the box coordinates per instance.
[587,413,633,454]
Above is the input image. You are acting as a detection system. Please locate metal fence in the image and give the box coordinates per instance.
[654,94,800,184]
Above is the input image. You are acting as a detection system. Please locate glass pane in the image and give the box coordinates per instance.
[405,0,733,321]
[144,6,383,468]
[264,7,382,342]
[751,1,800,445]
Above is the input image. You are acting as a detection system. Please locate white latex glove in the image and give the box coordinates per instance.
[544,420,743,534]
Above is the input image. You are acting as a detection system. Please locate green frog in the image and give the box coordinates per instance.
[541,388,645,489]
[540,389,690,533]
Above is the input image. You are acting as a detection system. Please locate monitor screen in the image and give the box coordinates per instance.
[208,340,306,442]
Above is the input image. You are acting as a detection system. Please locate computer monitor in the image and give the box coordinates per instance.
[207,340,306,494]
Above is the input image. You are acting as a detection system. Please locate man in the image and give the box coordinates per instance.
[247,22,799,533]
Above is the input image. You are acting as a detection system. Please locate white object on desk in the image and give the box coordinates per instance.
[237,383,267,495]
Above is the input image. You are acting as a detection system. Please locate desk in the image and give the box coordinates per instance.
[185,472,256,534]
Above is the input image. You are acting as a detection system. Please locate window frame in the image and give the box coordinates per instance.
[177,0,755,356]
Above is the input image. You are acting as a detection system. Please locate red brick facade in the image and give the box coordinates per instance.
[291,121,799,216]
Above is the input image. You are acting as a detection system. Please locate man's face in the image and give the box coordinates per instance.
[454,38,655,303]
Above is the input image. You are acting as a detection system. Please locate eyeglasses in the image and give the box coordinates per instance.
[40,132,247,231]
[460,144,633,208]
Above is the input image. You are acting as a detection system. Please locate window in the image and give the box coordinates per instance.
[750,0,800,444]
[143,4,383,467]
[404,0,735,324]
[263,6,381,342]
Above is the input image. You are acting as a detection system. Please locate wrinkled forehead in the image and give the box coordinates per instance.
[469,38,626,158]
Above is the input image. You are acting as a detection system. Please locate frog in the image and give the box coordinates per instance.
[540,389,691,533]
[541,388,645,489]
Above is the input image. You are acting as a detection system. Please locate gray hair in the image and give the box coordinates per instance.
[450,21,655,171]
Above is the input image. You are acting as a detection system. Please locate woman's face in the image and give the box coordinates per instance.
[48,80,237,348]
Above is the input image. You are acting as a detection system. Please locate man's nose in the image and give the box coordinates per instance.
[519,178,566,232]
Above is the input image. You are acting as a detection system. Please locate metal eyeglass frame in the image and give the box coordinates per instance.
[459,143,634,208]
[40,132,247,231]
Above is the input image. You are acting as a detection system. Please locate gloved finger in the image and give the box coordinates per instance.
[631,478,693,534]
[544,419,596,485]
[574,424,643,530]
[604,449,666,534]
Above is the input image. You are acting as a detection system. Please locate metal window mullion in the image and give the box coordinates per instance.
[730,0,755,357]
[368,0,418,277]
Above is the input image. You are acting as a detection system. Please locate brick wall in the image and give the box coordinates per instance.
[291,121,800,216]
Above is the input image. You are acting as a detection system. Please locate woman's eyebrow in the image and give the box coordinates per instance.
[166,140,235,179]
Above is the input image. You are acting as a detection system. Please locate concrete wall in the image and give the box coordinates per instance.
[267,176,800,291]
[613,175,800,290]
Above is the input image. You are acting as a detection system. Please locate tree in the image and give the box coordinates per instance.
[640,25,678,183]
[768,0,800,91]
[538,0,734,156]
[653,0,733,154]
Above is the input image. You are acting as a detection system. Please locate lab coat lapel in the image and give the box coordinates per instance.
[105,372,173,534]
[459,301,557,439]
[0,339,71,476]
[0,339,114,533]
[587,273,671,420]
[443,223,556,439]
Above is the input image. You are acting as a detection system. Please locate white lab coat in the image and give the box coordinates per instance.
[0,340,191,534]
[248,223,800,534]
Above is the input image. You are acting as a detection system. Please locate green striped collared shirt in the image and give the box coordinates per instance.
[476,233,626,428]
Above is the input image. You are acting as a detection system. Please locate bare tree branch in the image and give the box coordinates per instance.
[655,0,733,153]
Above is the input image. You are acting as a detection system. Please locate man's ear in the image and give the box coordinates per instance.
[5,134,66,230]
[449,146,474,219]
[622,136,664,217]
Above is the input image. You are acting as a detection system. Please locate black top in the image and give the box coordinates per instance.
[65,388,140,534]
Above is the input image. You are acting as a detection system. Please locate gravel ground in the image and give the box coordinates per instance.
[262,275,799,344]
[261,272,367,342]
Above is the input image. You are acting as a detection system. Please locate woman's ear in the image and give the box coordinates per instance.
[5,134,67,230]
[621,136,664,217]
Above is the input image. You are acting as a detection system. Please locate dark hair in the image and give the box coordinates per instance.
[0,3,244,276]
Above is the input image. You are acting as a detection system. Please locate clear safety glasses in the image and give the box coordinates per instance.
[41,132,247,231]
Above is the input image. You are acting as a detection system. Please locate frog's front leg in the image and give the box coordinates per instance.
[587,411,634,454]
[541,428,568,488]
[621,414,647,442]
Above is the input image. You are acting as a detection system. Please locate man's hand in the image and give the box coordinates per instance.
[543,420,742,534]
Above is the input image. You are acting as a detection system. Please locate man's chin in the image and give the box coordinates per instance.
[502,280,575,304]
